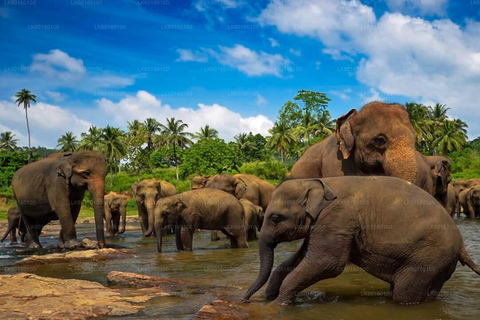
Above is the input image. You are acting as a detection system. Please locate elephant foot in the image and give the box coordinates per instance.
[63,238,83,250]
[27,242,42,249]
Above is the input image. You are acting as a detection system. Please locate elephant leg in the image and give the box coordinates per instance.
[10,225,18,244]
[113,213,120,235]
[247,227,257,241]
[225,224,248,249]
[181,227,194,251]
[175,225,184,251]
[266,239,309,300]
[22,215,41,249]
[210,230,220,241]
[220,229,238,248]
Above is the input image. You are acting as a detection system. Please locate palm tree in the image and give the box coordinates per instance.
[315,110,335,137]
[144,118,160,152]
[101,126,127,186]
[0,131,19,152]
[406,102,434,153]
[15,89,36,151]
[428,103,450,124]
[159,118,193,180]
[432,119,468,155]
[268,121,296,163]
[127,120,145,138]
[234,132,252,159]
[57,132,80,152]
[79,126,102,151]
[193,125,218,140]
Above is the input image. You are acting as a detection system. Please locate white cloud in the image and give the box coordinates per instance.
[0,99,91,148]
[315,61,321,70]
[289,48,301,57]
[208,44,291,77]
[97,90,274,140]
[256,0,480,137]
[256,94,267,105]
[330,89,352,101]
[268,37,280,47]
[361,88,384,104]
[383,0,448,16]
[175,49,209,62]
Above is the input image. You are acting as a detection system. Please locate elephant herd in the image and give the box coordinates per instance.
[2,101,480,306]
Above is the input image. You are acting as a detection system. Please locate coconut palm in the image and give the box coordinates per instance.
[234,132,253,158]
[15,89,36,150]
[57,132,80,152]
[159,118,193,180]
[268,121,296,163]
[79,126,103,151]
[101,126,126,186]
[127,120,145,138]
[0,131,19,152]
[315,110,335,137]
[428,103,450,124]
[144,118,160,152]
[432,120,468,155]
[193,125,218,140]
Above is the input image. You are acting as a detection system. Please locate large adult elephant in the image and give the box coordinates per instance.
[290,102,418,184]
[243,177,480,305]
[131,179,176,236]
[208,174,275,211]
[11,151,107,249]
[104,192,129,236]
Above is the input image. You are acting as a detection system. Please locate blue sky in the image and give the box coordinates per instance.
[1,0,479,148]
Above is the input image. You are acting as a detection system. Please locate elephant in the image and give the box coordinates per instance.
[463,186,480,219]
[104,192,129,236]
[153,188,248,252]
[240,199,263,241]
[243,177,480,305]
[0,207,26,244]
[207,174,275,211]
[290,102,418,186]
[191,175,214,189]
[415,154,452,207]
[446,185,458,218]
[12,151,107,249]
[452,179,480,197]
[131,179,177,237]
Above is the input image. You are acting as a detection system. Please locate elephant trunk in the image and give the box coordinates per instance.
[89,183,106,248]
[118,206,127,234]
[383,135,417,184]
[242,233,276,301]
[155,218,163,253]
[143,198,156,237]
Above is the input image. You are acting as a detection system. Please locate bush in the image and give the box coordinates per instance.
[239,159,288,181]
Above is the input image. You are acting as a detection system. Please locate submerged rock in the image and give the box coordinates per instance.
[15,248,136,265]
[107,270,189,289]
[0,273,145,320]
[193,299,249,320]
[81,237,98,249]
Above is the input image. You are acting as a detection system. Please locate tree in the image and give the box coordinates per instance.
[428,103,450,124]
[144,118,160,153]
[79,126,103,151]
[125,120,149,179]
[159,118,193,180]
[180,138,242,177]
[234,132,252,159]
[243,133,267,162]
[15,89,36,152]
[57,132,80,152]
[101,126,126,186]
[268,121,296,163]
[193,125,219,140]
[432,119,468,155]
[0,131,19,152]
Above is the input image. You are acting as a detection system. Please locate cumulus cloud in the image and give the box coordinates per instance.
[268,37,280,47]
[256,0,480,137]
[256,94,267,105]
[97,90,274,140]
[0,99,91,148]
[175,49,209,62]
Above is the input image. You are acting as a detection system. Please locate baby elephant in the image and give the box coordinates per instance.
[240,199,264,241]
[243,177,480,305]
[154,188,248,252]
[0,207,26,244]
[104,192,129,236]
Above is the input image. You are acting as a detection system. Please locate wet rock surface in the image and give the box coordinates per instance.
[15,248,136,265]
[0,273,146,320]
[193,299,250,320]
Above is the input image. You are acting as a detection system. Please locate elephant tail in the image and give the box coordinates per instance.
[459,246,480,276]
[0,224,14,242]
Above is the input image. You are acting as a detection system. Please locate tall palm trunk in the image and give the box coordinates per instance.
[174,143,179,180]
[24,101,31,150]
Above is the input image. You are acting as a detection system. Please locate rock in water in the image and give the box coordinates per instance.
[81,237,98,249]
[0,273,145,319]
[15,248,136,265]
[194,300,249,320]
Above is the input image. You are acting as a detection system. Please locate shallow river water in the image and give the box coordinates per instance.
[1,218,480,320]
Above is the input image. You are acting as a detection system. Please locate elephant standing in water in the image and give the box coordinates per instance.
[243,177,480,305]
[0,207,26,244]
[104,192,129,236]
[131,179,176,236]
[240,199,263,241]
[11,151,107,249]
[290,102,419,185]
[154,188,248,252]
[459,186,480,219]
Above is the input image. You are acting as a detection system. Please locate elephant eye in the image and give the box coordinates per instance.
[269,214,284,224]
[371,136,387,148]
[81,170,92,178]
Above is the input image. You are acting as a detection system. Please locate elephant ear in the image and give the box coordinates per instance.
[131,182,138,198]
[154,180,162,196]
[175,198,186,212]
[335,109,357,160]
[305,179,337,221]
[434,159,451,191]
[234,178,248,198]
[56,153,74,184]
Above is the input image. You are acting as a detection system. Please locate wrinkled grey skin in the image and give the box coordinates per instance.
[427,156,452,207]
[0,207,26,244]
[154,188,248,252]
[243,177,480,305]
[132,179,177,237]
[445,185,458,218]
[12,151,107,249]
[104,192,129,236]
